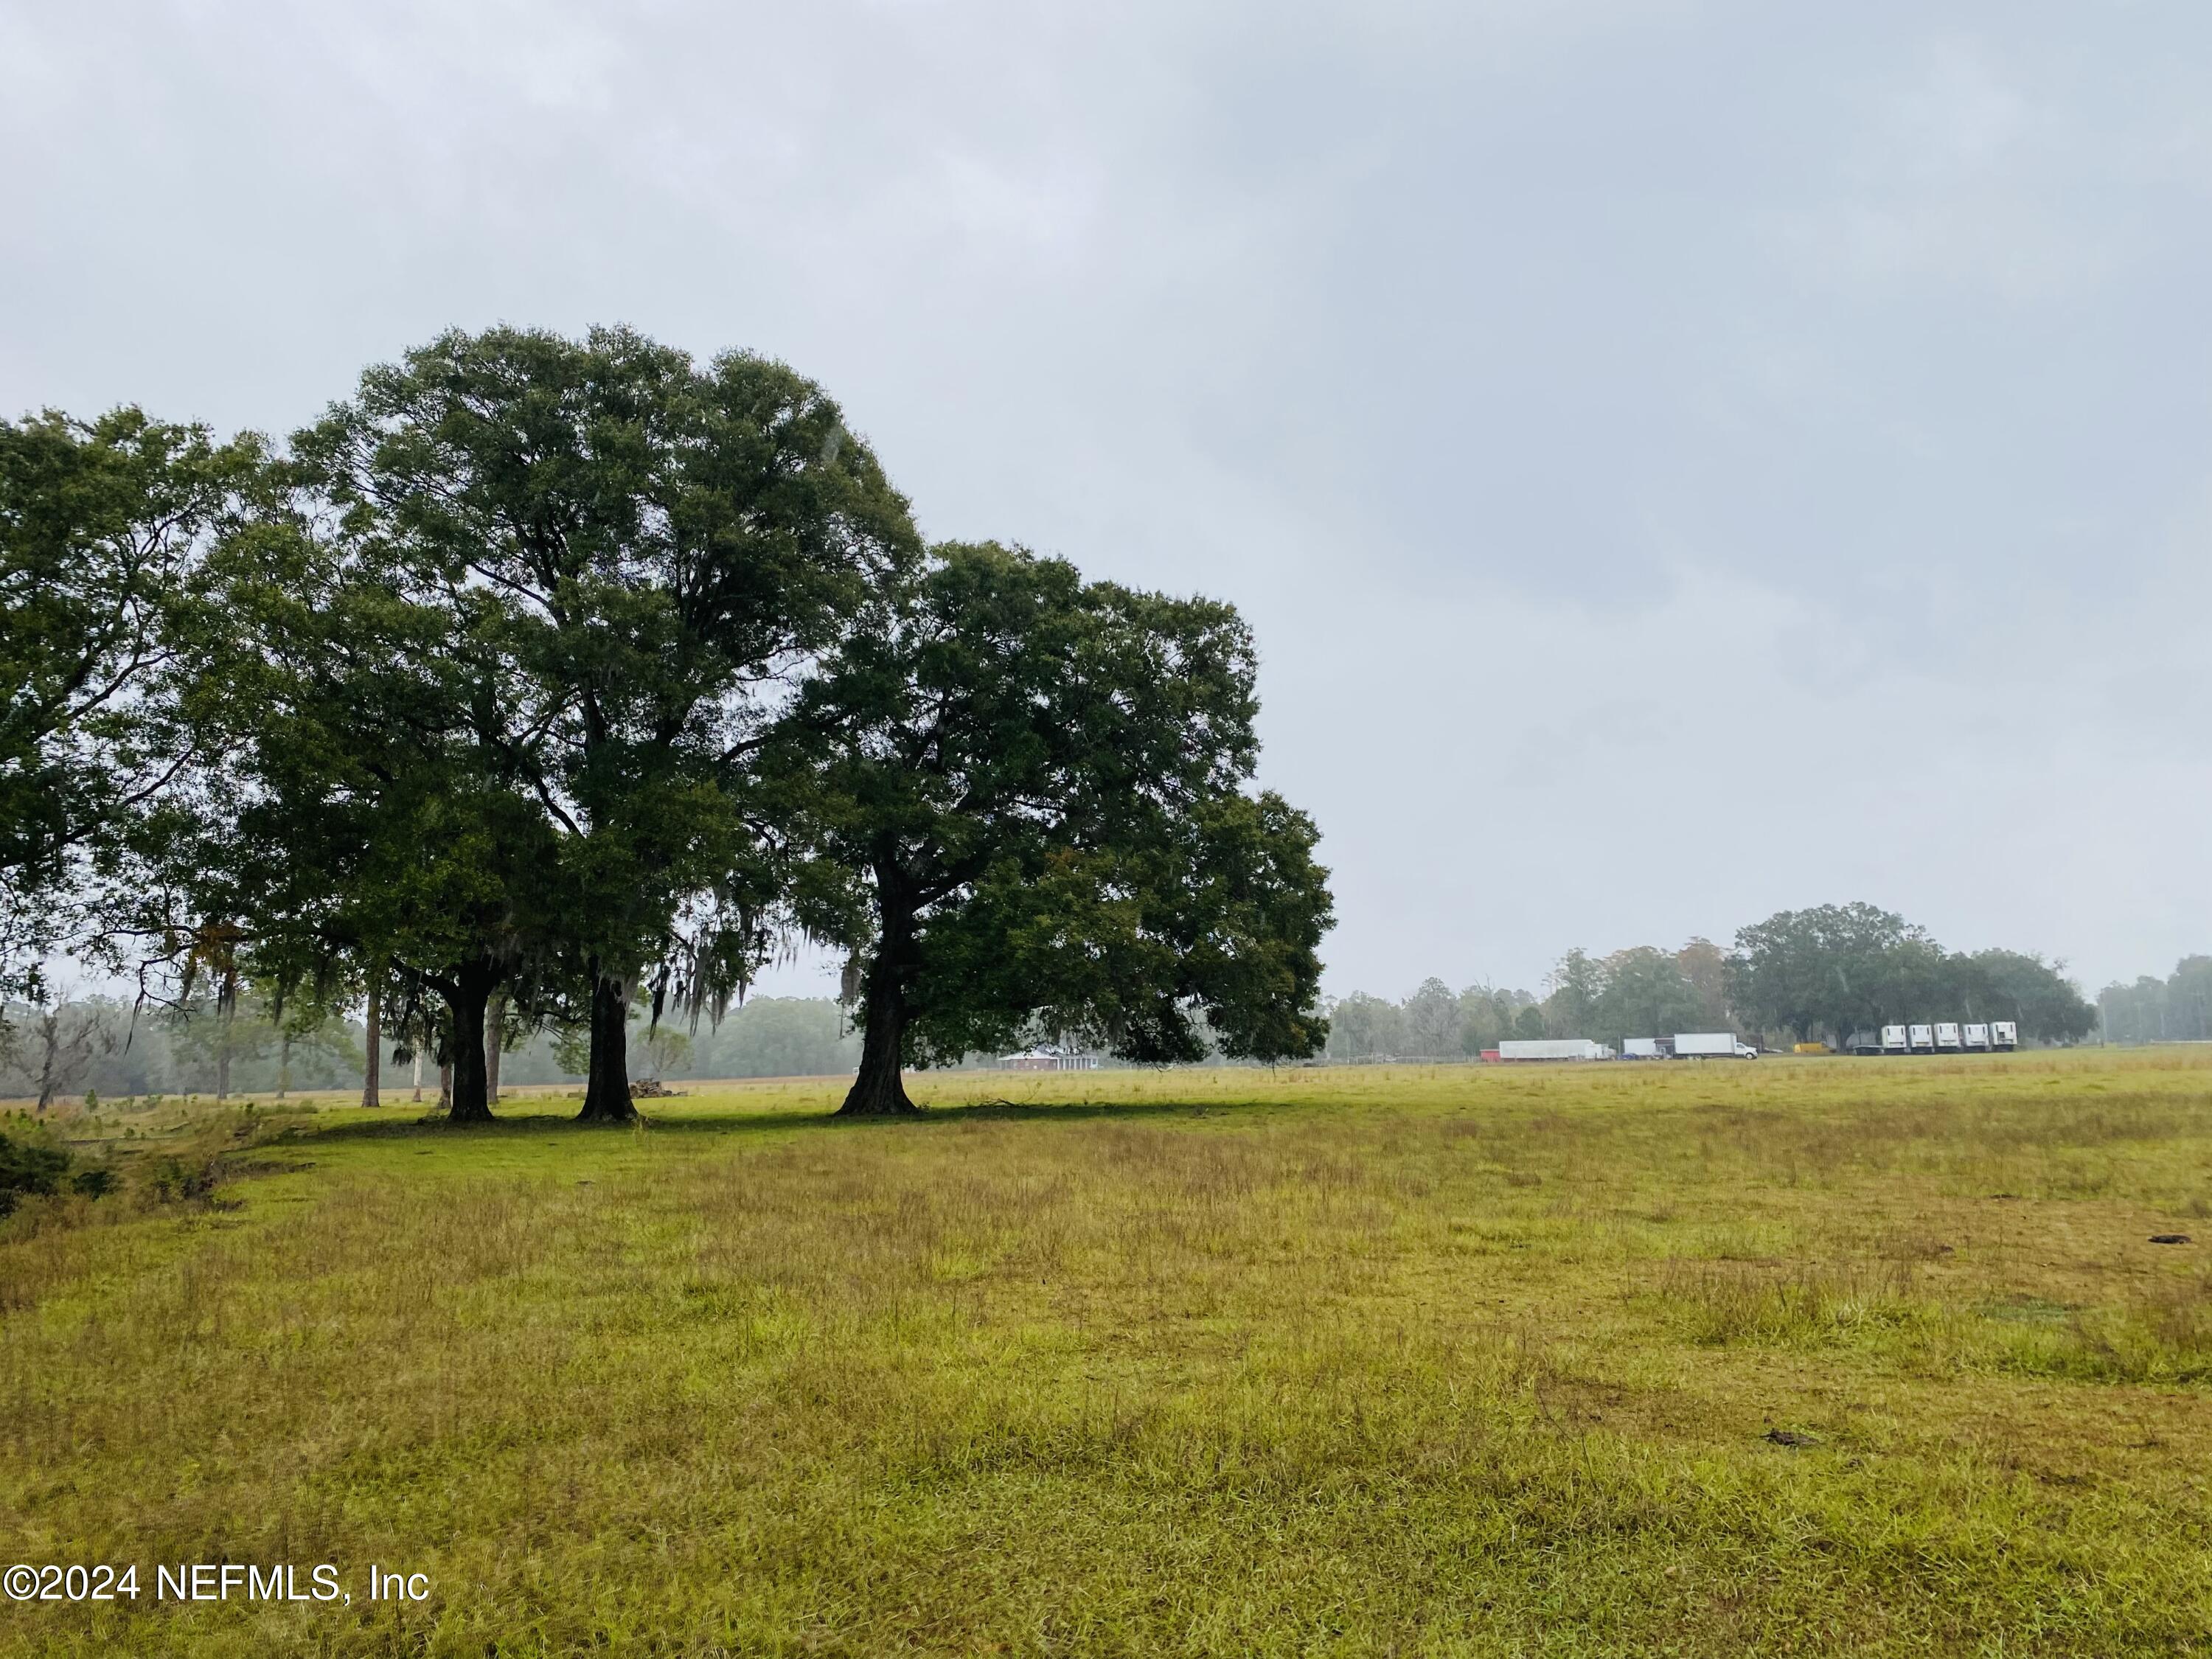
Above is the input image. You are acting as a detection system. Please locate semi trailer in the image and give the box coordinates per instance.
[1495,1039,1616,1062]
[1618,1034,1755,1058]
[1674,1032,1759,1058]
[1502,1023,2019,1064]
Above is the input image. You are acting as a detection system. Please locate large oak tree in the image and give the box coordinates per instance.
[155,493,558,1123]
[303,327,919,1121]
[771,541,1333,1116]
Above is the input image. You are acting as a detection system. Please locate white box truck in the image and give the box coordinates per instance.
[1881,1024,1909,1054]
[1963,1023,1990,1051]
[1673,1032,1757,1059]
[1496,1039,1614,1062]
[1935,1022,1963,1051]
[1909,1024,1935,1051]
[1990,1020,2018,1050]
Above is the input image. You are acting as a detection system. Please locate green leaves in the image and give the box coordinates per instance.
[1725,904,2096,1043]
[10,329,1335,1119]
[175,325,927,1118]
[771,540,1333,1091]
[306,326,922,994]
[0,406,265,1000]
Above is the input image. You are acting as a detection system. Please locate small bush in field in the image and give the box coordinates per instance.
[0,1130,75,1215]
[69,1166,116,1200]
[0,1129,121,1215]
[141,1153,220,1205]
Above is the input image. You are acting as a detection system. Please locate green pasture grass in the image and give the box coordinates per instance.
[3,1050,2211,1655]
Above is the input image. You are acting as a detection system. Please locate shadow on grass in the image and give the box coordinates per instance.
[288,1088,1297,1147]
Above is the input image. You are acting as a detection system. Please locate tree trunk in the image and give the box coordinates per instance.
[35,1010,58,1113]
[485,990,507,1106]
[838,887,919,1116]
[361,984,381,1109]
[577,968,636,1124]
[215,1018,232,1103]
[442,963,497,1124]
[276,1032,291,1099]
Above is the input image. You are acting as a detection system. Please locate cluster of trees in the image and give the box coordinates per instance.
[1723,903,2096,1045]
[2098,957,2212,1045]
[633,997,863,1081]
[1326,980,1536,1061]
[0,992,364,1111]
[1325,940,1730,1060]
[1,327,1333,1119]
[1329,902,2098,1057]
[1,992,873,1110]
[1539,940,1734,1044]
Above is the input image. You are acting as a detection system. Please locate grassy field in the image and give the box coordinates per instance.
[2,1050,2209,1656]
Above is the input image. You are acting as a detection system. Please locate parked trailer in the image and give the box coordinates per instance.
[1854,1021,2013,1057]
[1495,1039,1615,1062]
[1673,1032,1759,1059]
[1621,1037,1669,1060]
[1846,1029,1883,1056]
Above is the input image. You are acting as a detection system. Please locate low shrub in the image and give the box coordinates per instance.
[0,1128,111,1216]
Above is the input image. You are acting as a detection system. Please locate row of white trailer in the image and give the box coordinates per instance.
[1848,1022,2017,1054]
[1491,1024,2022,1062]
[1490,1033,1757,1062]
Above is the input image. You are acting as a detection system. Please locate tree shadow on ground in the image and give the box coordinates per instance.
[290,1088,1299,1147]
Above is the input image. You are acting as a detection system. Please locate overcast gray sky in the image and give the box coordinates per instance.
[5,0,2206,1002]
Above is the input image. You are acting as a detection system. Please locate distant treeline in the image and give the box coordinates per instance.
[1326,942,1730,1061]
[1,995,867,1108]
[15,907,2168,1106]
[1327,902,2106,1058]
[2098,958,2212,1045]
